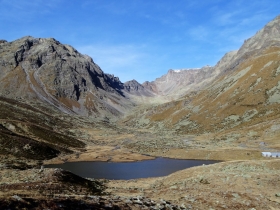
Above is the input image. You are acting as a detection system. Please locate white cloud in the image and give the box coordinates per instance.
[76,44,153,82]
[78,44,145,68]
[188,26,209,41]
[0,0,61,20]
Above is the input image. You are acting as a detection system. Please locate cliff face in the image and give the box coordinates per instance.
[0,36,133,118]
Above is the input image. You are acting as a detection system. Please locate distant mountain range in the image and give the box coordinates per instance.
[122,15,280,138]
[1,15,280,157]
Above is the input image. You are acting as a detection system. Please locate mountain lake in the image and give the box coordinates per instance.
[45,158,219,180]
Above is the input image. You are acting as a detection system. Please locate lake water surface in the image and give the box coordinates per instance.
[45,158,219,180]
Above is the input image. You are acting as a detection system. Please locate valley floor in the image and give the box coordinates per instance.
[1,122,280,209]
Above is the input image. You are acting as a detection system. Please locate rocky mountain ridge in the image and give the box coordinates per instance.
[123,79,155,97]
[121,14,280,147]
[125,15,280,101]
[142,66,213,97]
[128,47,239,100]
[0,36,134,118]
[1,15,280,130]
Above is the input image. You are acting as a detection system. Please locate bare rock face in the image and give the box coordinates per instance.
[123,79,155,97]
[140,52,239,99]
[219,15,280,75]
[238,15,280,55]
[142,66,213,98]
[0,40,7,44]
[0,36,133,118]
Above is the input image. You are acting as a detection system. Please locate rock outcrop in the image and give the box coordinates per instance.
[123,79,155,97]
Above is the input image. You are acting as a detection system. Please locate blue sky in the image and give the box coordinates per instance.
[1,0,280,83]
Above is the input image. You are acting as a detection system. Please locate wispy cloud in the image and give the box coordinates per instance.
[0,0,61,20]
[78,44,146,68]
[188,26,209,41]
[212,12,240,26]
[76,44,153,82]
[81,0,138,16]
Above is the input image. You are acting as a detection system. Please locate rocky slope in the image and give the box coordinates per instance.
[123,79,155,97]
[121,49,238,102]
[108,159,280,209]
[0,96,88,169]
[134,16,280,101]
[121,15,280,151]
[0,36,134,119]
[120,52,235,105]
[142,66,212,98]
[139,49,238,100]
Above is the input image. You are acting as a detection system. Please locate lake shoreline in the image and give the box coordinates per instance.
[44,158,220,180]
[43,145,265,166]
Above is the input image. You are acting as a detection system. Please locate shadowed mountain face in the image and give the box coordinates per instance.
[0,36,133,118]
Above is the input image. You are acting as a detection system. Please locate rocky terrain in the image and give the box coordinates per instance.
[0,15,280,209]
[0,37,134,119]
[107,159,280,209]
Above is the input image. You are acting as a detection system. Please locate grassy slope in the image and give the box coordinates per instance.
[120,46,280,152]
[0,96,86,168]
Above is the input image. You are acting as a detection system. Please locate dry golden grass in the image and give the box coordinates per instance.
[141,46,280,138]
[107,159,280,209]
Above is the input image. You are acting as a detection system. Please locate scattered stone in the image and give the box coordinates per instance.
[199,178,210,184]
[170,185,178,189]
[180,203,186,209]
[12,195,22,201]
[232,193,240,198]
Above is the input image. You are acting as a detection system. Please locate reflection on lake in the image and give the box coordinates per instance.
[45,158,219,180]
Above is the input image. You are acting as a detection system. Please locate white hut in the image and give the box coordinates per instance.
[262,152,280,158]
[262,152,271,157]
[271,152,280,157]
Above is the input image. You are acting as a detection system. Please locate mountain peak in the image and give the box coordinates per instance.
[0,36,133,117]
[238,15,280,55]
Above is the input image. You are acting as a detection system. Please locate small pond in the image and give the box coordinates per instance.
[45,158,219,180]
